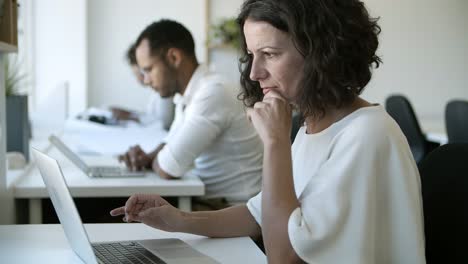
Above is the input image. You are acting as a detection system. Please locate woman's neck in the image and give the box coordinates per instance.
[305,97,372,134]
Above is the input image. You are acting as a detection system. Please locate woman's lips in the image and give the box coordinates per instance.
[262,87,272,95]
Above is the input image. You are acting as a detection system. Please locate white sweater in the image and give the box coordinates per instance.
[247,105,426,263]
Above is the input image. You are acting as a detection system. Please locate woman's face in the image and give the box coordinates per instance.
[244,19,305,102]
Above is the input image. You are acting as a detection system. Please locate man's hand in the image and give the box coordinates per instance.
[110,107,139,122]
[118,145,153,171]
[110,194,184,232]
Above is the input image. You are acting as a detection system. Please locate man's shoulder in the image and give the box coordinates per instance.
[199,72,229,88]
[195,73,238,100]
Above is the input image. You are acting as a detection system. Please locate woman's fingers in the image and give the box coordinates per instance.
[110,206,125,216]
[110,194,165,223]
[124,195,141,215]
[263,90,287,102]
[125,194,148,222]
[110,205,140,223]
[253,101,266,109]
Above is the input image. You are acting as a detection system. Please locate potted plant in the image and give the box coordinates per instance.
[4,53,30,160]
[209,17,241,50]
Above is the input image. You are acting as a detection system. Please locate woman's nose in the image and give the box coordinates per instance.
[249,58,266,81]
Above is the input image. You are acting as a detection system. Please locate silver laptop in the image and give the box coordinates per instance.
[49,135,145,177]
[32,148,219,264]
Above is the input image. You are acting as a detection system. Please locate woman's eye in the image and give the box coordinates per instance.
[263,52,275,58]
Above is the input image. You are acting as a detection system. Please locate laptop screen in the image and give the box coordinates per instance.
[49,135,90,173]
[33,148,98,264]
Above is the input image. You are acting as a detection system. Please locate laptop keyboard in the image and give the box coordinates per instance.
[93,242,167,264]
[92,167,125,174]
[90,166,145,177]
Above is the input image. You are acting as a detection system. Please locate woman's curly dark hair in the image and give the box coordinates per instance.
[237,0,382,119]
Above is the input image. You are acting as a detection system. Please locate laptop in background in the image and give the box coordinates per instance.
[49,135,146,178]
[32,148,219,264]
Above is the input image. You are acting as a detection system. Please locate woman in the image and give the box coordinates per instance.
[111,0,426,263]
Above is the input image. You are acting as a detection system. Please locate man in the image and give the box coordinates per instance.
[110,44,175,130]
[119,19,263,209]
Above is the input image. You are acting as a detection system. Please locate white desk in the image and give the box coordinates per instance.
[62,117,169,155]
[11,147,204,224]
[0,223,267,264]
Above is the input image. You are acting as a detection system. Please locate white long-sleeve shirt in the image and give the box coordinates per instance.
[143,93,175,129]
[247,105,426,263]
[157,65,263,202]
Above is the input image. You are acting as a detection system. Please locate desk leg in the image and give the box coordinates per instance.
[29,199,42,224]
[178,197,191,212]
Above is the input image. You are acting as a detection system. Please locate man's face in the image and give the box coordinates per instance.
[136,39,179,98]
[130,65,144,85]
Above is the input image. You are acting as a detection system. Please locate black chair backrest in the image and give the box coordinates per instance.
[418,143,468,263]
[291,112,303,144]
[385,95,427,163]
[445,100,468,143]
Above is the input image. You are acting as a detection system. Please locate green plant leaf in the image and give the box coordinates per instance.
[4,54,28,96]
[209,17,241,50]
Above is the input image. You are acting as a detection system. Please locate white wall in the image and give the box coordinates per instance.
[363,0,468,120]
[208,0,244,84]
[87,0,207,111]
[30,0,468,122]
[33,0,87,117]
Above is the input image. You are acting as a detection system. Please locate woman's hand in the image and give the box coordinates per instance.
[247,91,292,145]
[110,194,184,232]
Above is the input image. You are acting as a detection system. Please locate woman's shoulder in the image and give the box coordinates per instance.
[319,105,413,168]
[334,105,405,145]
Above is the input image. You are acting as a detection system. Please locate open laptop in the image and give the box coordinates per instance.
[49,135,145,178]
[32,148,219,264]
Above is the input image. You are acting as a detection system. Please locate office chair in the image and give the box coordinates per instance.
[445,100,468,143]
[418,143,468,264]
[385,95,439,164]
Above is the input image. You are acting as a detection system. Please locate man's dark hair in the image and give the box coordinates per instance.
[237,0,382,119]
[126,43,137,65]
[135,19,196,60]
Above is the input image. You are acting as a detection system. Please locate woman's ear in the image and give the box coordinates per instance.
[166,48,182,68]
